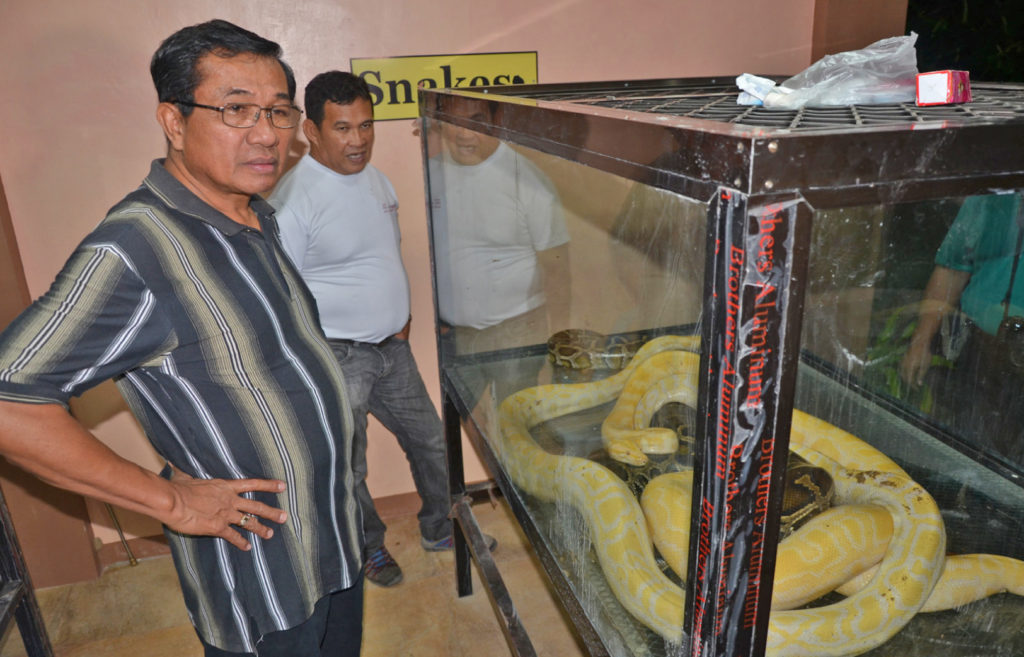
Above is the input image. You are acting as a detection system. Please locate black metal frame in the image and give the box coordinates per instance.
[420,77,1024,657]
[0,488,53,656]
[424,78,1024,205]
[684,191,811,656]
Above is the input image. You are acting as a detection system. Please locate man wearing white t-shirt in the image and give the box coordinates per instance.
[271,72,493,588]
[428,96,571,406]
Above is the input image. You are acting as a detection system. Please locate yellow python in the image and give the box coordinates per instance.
[496,335,1024,657]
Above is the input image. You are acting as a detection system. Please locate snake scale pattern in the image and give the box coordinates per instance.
[498,334,1024,656]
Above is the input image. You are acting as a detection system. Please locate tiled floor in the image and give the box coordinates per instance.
[0,500,587,657]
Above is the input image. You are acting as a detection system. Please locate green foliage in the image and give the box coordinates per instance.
[863,305,953,412]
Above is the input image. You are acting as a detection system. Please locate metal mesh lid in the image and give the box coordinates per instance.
[504,80,1024,131]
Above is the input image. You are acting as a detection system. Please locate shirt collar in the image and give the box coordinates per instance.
[143,159,277,236]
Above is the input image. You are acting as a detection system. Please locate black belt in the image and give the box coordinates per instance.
[327,335,394,348]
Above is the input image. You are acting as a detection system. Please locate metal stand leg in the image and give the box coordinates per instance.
[442,391,473,596]
[0,488,54,656]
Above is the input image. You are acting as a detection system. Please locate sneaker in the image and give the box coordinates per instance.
[422,533,498,552]
[364,546,403,587]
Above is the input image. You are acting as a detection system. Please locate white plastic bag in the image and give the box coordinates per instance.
[762,33,919,109]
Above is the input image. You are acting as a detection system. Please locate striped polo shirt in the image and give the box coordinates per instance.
[0,160,363,652]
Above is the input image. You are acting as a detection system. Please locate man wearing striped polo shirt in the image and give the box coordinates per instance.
[0,20,363,657]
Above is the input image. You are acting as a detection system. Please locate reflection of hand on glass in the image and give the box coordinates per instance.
[900,266,969,386]
[901,193,1024,387]
[412,117,443,158]
[898,193,1024,465]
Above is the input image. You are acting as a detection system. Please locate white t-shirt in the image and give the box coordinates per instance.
[270,154,410,343]
[429,142,569,329]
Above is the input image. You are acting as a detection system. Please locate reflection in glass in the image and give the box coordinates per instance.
[423,100,1024,655]
[428,99,571,411]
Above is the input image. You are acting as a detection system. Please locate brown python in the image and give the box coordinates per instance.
[547,328,648,370]
[551,330,834,537]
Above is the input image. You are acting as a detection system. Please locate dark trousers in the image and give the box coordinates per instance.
[931,327,1024,466]
[200,578,364,657]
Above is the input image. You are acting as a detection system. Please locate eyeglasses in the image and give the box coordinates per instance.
[172,100,303,129]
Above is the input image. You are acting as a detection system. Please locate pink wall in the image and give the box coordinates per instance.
[0,0,816,543]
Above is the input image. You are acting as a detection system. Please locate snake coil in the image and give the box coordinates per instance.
[499,335,1024,656]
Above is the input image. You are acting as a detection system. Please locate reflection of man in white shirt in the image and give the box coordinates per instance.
[429,97,571,354]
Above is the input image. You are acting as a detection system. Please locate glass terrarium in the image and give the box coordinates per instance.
[418,78,1024,657]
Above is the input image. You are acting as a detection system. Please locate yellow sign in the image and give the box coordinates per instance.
[351,52,538,121]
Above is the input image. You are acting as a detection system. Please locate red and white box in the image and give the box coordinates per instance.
[916,70,972,106]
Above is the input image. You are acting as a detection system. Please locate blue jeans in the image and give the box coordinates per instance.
[328,337,450,550]
[200,577,364,656]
